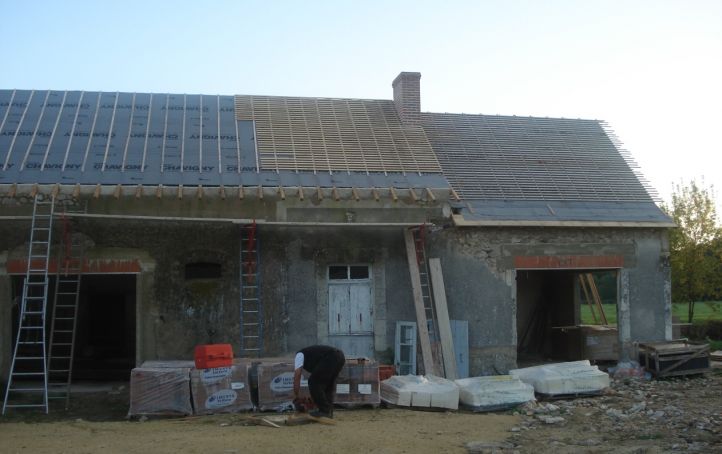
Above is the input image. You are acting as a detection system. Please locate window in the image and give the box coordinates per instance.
[185,262,222,280]
[328,265,369,280]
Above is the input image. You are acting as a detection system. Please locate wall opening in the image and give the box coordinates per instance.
[10,273,136,382]
[516,269,618,366]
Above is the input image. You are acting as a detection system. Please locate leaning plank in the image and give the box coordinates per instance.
[403,228,435,376]
[429,258,458,380]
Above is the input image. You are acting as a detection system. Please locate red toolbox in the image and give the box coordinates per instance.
[194,344,233,369]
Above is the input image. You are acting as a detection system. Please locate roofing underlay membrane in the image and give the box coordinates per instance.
[0,90,446,190]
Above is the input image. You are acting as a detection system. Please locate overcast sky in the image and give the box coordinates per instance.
[2,0,720,208]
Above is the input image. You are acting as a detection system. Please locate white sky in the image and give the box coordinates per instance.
[1,0,720,209]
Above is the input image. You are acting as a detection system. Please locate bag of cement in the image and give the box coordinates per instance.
[509,360,609,396]
[380,375,459,410]
[455,375,535,411]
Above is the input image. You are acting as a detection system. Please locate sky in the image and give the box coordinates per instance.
[1,0,721,209]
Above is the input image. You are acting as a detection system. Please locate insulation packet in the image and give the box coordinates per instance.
[190,359,253,415]
[380,374,459,410]
[128,361,193,417]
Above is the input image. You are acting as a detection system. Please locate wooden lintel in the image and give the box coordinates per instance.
[72,183,81,198]
[316,186,323,201]
[135,185,143,198]
[177,185,183,200]
[8,183,17,198]
[409,188,418,202]
[30,184,39,198]
[351,187,360,202]
[451,188,461,201]
[114,184,122,199]
[156,184,163,199]
[51,184,60,198]
[257,185,263,199]
[298,186,304,201]
[219,185,226,200]
[238,185,245,199]
[278,186,286,200]
[372,187,380,202]
[332,186,340,201]
[389,187,398,202]
[425,188,436,201]
[92,184,101,199]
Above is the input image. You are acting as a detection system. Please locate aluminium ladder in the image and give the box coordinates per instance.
[239,221,263,357]
[47,214,83,409]
[2,195,55,414]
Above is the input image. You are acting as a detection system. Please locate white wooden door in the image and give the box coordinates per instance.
[327,265,373,358]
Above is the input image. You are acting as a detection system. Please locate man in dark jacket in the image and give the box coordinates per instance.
[292,345,346,418]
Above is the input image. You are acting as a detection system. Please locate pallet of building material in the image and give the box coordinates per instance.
[128,365,193,417]
[191,359,253,415]
[335,358,380,408]
[455,375,535,412]
[380,375,459,410]
[638,340,711,378]
[255,360,311,412]
[509,360,609,397]
[711,350,722,362]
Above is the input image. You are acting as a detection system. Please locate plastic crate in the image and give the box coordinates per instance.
[194,344,233,369]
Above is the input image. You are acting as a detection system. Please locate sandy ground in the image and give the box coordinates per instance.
[0,406,515,454]
[2,367,721,454]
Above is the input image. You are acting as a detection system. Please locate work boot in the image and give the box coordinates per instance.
[309,409,332,419]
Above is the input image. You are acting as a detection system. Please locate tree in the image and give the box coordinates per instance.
[663,180,722,322]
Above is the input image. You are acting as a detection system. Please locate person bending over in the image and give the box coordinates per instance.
[293,345,345,418]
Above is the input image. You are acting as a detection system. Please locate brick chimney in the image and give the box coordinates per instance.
[392,71,421,124]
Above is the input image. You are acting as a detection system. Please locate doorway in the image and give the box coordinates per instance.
[516,269,618,365]
[9,273,136,381]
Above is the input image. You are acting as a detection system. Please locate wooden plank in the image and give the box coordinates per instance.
[586,275,608,325]
[403,228,435,376]
[578,275,598,324]
[428,258,458,380]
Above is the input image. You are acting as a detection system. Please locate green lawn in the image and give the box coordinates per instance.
[580,301,722,325]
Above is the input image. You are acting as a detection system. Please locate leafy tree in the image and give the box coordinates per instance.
[663,180,722,322]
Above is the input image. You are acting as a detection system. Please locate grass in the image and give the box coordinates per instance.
[580,301,722,325]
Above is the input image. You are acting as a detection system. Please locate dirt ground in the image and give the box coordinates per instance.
[1,367,721,454]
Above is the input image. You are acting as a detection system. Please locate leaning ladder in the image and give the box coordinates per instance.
[47,214,83,409]
[2,195,55,414]
[239,221,263,357]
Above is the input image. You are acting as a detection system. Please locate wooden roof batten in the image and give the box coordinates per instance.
[233,95,442,175]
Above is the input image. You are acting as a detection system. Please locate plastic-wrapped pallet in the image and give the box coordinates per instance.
[255,360,311,412]
[380,375,459,410]
[455,375,535,411]
[129,363,193,417]
[335,358,380,408]
[509,360,609,396]
[191,359,253,415]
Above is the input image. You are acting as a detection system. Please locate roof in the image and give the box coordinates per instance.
[0,85,672,226]
[0,90,446,192]
[420,112,672,226]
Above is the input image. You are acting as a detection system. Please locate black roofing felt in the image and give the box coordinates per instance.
[0,90,445,189]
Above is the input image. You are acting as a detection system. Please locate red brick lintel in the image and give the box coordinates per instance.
[514,255,624,270]
[6,259,142,274]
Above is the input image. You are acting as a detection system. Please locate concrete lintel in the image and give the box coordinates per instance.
[452,214,676,228]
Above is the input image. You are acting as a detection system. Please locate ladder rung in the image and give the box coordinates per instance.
[20,326,44,330]
[54,318,75,321]
[11,372,46,376]
[49,369,70,372]
[55,304,77,308]
[53,343,72,346]
[56,292,79,295]
[243,323,259,326]
[243,348,260,351]
[4,404,47,408]
[243,310,259,314]
[52,329,74,333]
[18,341,44,345]
[49,356,72,360]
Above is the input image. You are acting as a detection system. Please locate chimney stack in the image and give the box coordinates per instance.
[392,72,421,124]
